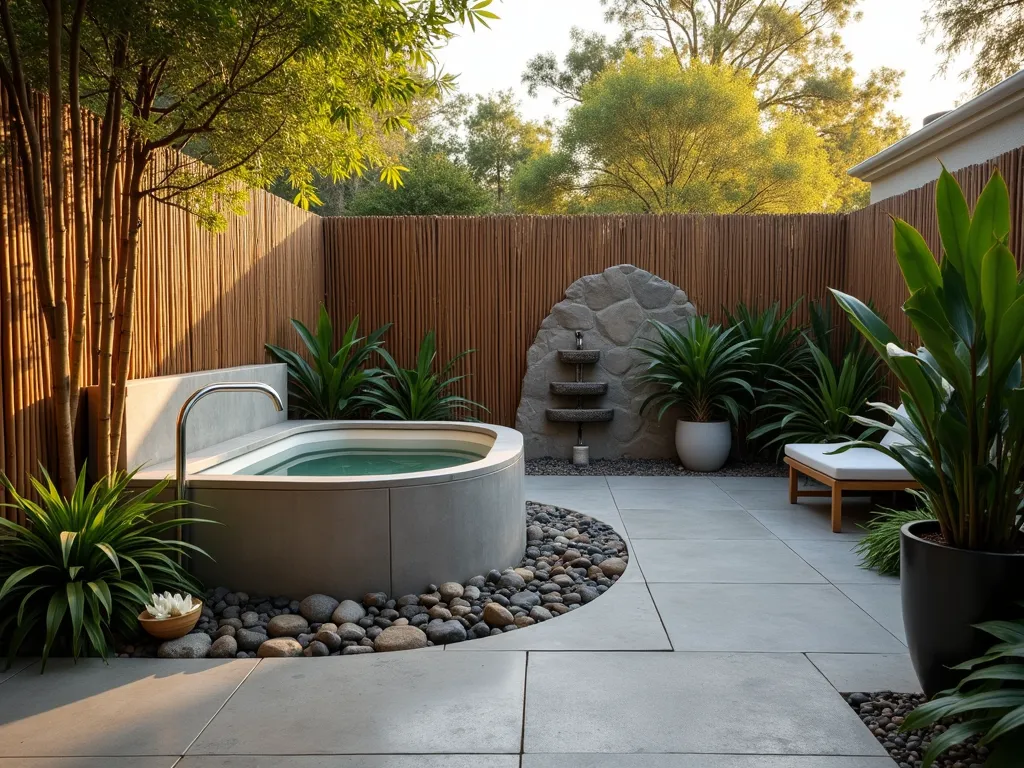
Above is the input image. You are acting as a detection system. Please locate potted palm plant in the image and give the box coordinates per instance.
[634,317,755,471]
[831,167,1024,696]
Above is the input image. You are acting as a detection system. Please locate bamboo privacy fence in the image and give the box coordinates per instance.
[1,87,1021,519]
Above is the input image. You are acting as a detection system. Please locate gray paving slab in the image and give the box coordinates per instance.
[629,539,826,583]
[786,540,899,585]
[523,652,887,756]
[711,476,795,491]
[808,653,921,694]
[0,657,36,684]
[724,490,872,511]
[612,487,742,511]
[179,757,520,768]
[523,756,894,768]
[525,475,610,491]
[525,487,619,515]
[188,652,526,755]
[0,658,258,758]
[620,508,775,540]
[649,583,907,652]
[746,506,870,540]
[0,760,177,768]
[606,476,723,491]
[445,583,671,651]
[836,584,906,644]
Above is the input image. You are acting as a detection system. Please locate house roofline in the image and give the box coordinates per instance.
[848,68,1024,181]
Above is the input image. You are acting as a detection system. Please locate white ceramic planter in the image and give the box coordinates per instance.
[675,420,732,472]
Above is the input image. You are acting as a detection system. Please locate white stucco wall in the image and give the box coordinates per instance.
[868,110,1024,202]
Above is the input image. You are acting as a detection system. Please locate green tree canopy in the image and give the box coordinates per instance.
[516,50,836,214]
[346,148,493,215]
[925,0,1024,94]
[523,2,908,210]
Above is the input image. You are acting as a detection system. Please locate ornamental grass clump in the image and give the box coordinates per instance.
[831,167,1024,553]
[0,467,211,671]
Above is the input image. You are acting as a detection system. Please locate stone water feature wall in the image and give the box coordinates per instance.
[515,264,697,459]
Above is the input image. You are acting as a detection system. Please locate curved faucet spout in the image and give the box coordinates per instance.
[175,382,284,503]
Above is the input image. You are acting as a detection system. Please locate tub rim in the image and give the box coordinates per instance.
[130,419,524,491]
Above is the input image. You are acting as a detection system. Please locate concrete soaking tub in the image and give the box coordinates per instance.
[134,421,525,598]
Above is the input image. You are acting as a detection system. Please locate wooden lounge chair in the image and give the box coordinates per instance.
[783,419,920,533]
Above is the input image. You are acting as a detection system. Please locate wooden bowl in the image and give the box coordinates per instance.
[138,600,203,640]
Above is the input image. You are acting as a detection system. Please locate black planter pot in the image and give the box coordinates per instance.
[901,520,1024,697]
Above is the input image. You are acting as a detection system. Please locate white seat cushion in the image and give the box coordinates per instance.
[785,442,913,482]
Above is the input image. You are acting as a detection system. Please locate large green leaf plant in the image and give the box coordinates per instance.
[831,167,1023,552]
[266,304,391,419]
[0,468,210,671]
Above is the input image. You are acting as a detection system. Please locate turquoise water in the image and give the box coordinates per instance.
[256,447,482,477]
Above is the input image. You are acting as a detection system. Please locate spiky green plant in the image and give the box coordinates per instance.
[634,317,756,424]
[0,467,211,671]
[266,303,391,419]
[747,338,882,451]
[358,330,487,421]
[901,611,1024,766]
[855,506,937,576]
[831,167,1024,552]
[725,299,807,450]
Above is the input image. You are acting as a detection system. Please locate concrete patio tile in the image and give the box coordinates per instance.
[179,757,520,768]
[525,487,619,515]
[649,584,907,653]
[711,476,793,491]
[746,506,871,540]
[619,508,775,540]
[446,583,671,651]
[0,658,36,685]
[0,658,258,758]
[523,756,894,767]
[526,475,610,491]
[605,476,722,491]
[629,539,826,583]
[836,584,906,644]
[612,487,742,511]
[188,652,526,755]
[786,540,899,585]
[524,652,886,756]
[2,760,178,767]
[725,490,871,511]
[808,653,922,694]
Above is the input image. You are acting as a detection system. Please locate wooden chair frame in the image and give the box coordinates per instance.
[784,457,921,533]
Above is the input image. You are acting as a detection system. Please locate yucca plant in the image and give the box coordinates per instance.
[266,303,391,419]
[0,467,211,671]
[634,317,757,424]
[855,507,937,576]
[831,167,1024,552]
[901,612,1024,766]
[359,330,487,421]
[747,338,882,451]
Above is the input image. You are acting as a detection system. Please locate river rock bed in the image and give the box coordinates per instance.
[526,457,786,477]
[847,691,987,767]
[119,501,627,659]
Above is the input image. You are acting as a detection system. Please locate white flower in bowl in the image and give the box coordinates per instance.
[145,592,195,620]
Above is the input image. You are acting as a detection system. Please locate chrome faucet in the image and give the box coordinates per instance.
[175,382,284,502]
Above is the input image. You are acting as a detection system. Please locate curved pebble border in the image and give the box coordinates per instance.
[120,501,628,659]
[526,457,786,477]
[847,692,988,768]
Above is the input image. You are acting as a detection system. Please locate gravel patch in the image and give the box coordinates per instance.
[118,501,627,659]
[846,691,988,767]
[526,457,786,477]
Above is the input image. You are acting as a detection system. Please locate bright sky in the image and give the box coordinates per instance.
[436,0,976,135]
